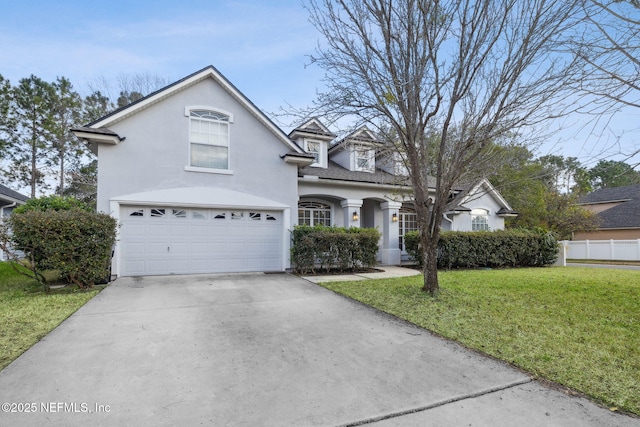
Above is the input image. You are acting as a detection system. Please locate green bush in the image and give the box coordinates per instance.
[14,195,92,214]
[404,229,558,269]
[404,231,422,267]
[291,225,381,274]
[8,208,117,289]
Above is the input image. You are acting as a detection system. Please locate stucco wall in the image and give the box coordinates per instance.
[573,229,640,240]
[96,78,299,215]
[449,192,506,231]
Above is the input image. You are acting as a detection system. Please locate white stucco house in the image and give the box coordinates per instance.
[72,66,516,278]
[0,183,29,261]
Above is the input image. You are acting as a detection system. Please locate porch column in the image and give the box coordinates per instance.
[380,201,402,265]
[341,199,363,228]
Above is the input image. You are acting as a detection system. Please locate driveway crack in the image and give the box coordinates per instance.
[337,377,534,426]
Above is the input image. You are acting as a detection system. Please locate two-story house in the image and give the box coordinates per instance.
[72,65,516,277]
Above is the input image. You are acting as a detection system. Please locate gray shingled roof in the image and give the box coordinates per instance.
[579,184,640,229]
[0,183,29,204]
[299,161,413,186]
[578,184,640,204]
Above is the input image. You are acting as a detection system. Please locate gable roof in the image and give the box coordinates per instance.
[446,178,517,216]
[76,65,305,155]
[578,184,640,229]
[328,126,382,153]
[289,118,336,142]
[0,183,29,205]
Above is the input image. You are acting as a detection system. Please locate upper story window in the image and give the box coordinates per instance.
[187,108,233,171]
[305,139,327,168]
[471,208,490,231]
[354,145,375,172]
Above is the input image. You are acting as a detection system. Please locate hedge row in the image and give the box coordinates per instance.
[8,208,117,289]
[291,225,381,274]
[405,229,558,269]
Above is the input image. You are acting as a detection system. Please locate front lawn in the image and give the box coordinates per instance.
[0,262,101,371]
[319,267,640,416]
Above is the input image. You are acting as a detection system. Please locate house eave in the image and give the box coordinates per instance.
[282,153,315,166]
[71,129,124,146]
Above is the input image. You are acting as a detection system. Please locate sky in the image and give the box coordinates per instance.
[0,0,638,169]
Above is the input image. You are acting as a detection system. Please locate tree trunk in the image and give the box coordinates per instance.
[59,147,64,195]
[30,136,37,198]
[420,231,439,296]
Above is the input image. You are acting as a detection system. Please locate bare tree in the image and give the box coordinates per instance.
[574,0,640,111]
[306,0,584,294]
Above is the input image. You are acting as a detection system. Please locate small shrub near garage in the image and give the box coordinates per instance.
[7,205,117,289]
[13,194,92,213]
[291,225,381,274]
[405,228,558,269]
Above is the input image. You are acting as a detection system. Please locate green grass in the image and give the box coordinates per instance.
[320,267,640,415]
[0,262,101,371]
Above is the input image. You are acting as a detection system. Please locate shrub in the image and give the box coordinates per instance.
[14,195,92,214]
[405,229,558,269]
[404,231,422,267]
[291,225,381,274]
[7,208,117,289]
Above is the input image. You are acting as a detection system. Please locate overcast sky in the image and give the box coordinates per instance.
[0,0,322,124]
[1,0,638,167]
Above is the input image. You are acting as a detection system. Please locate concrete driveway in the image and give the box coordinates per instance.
[0,273,637,426]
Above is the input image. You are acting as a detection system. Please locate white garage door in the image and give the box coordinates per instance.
[120,206,283,276]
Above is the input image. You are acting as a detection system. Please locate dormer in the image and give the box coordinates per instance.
[328,126,381,173]
[377,149,409,176]
[288,118,336,168]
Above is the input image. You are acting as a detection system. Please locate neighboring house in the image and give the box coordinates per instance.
[574,184,640,240]
[0,183,29,261]
[72,65,516,277]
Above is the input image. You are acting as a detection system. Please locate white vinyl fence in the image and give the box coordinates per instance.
[560,240,640,262]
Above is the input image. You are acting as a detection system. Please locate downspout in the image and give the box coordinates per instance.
[0,201,17,219]
[442,212,454,228]
[0,202,17,261]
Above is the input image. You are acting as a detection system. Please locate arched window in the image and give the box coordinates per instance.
[298,201,332,226]
[471,208,490,231]
[189,109,231,170]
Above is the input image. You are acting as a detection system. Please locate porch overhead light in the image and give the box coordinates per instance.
[352,211,359,222]
[392,213,398,222]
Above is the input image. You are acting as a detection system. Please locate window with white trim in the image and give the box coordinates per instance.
[354,145,375,172]
[298,201,332,226]
[471,209,490,231]
[305,139,327,168]
[189,109,230,170]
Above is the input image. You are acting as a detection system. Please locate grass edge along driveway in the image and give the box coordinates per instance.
[0,263,101,371]
[319,267,640,417]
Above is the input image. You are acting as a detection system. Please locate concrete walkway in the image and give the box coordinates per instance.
[303,265,421,283]
[0,272,637,426]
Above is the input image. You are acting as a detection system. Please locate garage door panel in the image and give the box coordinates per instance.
[120,206,284,276]
[126,242,147,256]
[170,224,189,236]
[170,242,190,254]
[190,242,209,252]
[147,242,169,254]
[147,224,169,236]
